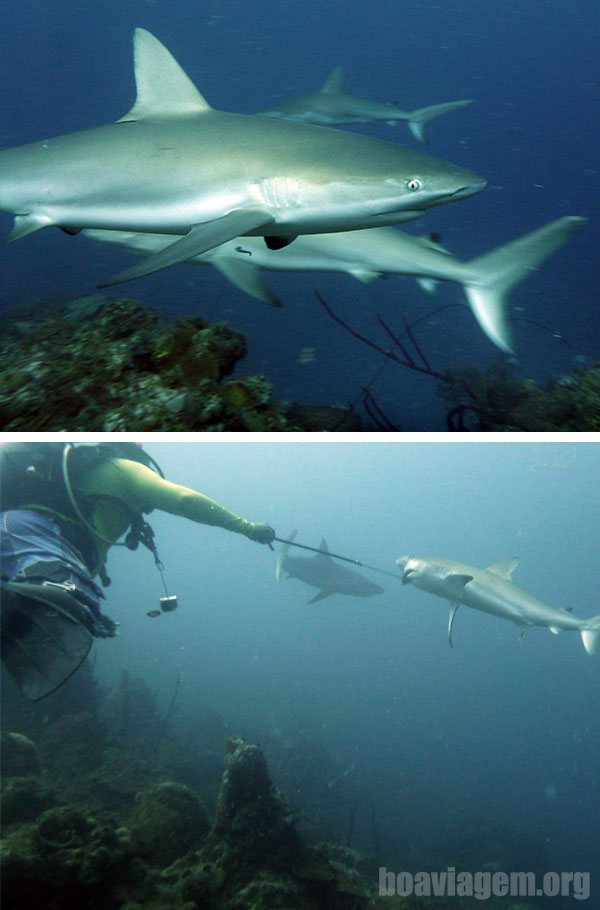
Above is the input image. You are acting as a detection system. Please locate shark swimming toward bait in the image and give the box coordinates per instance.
[258,66,473,143]
[0,29,486,288]
[398,555,600,654]
[277,532,384,604]
[84,215,586,352]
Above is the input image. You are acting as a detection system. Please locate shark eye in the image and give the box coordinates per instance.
[407,178,422,191]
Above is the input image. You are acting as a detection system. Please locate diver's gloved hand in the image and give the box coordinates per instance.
[248,523,276,545]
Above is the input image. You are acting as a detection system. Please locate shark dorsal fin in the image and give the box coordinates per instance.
[320,67,343,94]
[318,538,331,557]
[118,28,212,122]
[486,558,520,581]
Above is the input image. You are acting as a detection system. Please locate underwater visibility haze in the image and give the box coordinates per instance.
[1,440,599,907]
[0,0,598,429]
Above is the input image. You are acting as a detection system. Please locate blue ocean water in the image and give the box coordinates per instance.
[0,0,598,428]
[82,440,600,904]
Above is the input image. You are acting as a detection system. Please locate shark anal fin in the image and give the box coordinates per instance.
[348,268,381,284]
[486,558,520,581]
[448,602,460,648]
[307,590,333,604]
[214,257,282,307]
[7,213,53,242]
[98,210,274,287]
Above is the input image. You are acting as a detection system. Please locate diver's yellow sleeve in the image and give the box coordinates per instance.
[80,458,256,538]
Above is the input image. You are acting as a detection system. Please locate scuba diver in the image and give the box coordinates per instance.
[0,442,275,701]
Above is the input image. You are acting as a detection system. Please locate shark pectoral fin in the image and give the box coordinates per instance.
[118,28,212,121]
[348,268,381,284]
[486,558,520,581]
[214,257,282,307]
[98,210,274,287]
[308,590,333,604]
[276,530,298,580]
[581,617,600,655]
[549,626,561,635]
[320,66,344,94]
[7,213,53,242]
[447,602,460,648]
[445,574,473,599]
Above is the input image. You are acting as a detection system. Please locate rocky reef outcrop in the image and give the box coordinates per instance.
[439,359,600,430]
[0,294,360,431]
[1,729,369,910]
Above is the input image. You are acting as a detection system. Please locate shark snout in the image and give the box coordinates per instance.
[450,177,487,200]
[396,555,414,584]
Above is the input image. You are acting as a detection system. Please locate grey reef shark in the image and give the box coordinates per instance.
[0,29,486,288]
[277,532,384,604]
[84,215,585,353]
[257,66,473,143]
[398,555,600,655]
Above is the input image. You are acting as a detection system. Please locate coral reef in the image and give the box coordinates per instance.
[1,723,370,909]
[1,664,543,910]
[439,359,600,431]
[128,781,210,867]
[0,295,360,431]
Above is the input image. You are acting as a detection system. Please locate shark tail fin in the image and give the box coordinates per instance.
[580,616,600,656]
[462,216,587,353]
[406,99,473,143]
[276,530,298,581]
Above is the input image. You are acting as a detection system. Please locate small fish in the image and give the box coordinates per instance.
[146,610,161,618]
[296,346,316,365]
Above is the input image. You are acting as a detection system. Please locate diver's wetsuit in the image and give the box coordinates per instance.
[1,456,267,632]
[1,454,271,699]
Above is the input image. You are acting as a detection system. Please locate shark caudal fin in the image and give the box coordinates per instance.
[406,99,473,143]
[461,216,588,353]
[580,616,600,655]
[276,530,298,581]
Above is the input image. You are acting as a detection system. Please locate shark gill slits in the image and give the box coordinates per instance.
[407,178,422,191]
